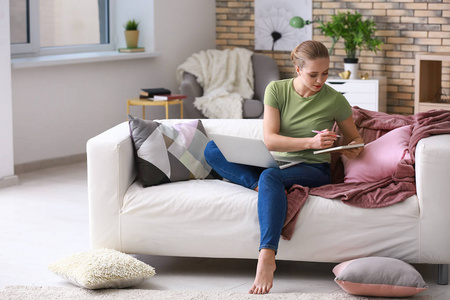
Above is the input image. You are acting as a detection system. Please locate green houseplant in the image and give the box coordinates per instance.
[318,11,383,60]
[123,19,140,48]
[124,19,139,31]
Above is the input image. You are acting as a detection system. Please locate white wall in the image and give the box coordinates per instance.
[0,0,18,186]
[114,0,156,52]
[10,0,216,165]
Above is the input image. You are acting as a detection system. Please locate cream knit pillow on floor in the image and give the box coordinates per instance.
[48,248,156,289]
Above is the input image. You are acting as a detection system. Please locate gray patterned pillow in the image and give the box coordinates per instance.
[128,116,219,187]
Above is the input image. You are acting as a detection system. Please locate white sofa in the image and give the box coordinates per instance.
[87,118,450,284]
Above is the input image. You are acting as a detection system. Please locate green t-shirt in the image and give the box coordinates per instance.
[264,78,353,164]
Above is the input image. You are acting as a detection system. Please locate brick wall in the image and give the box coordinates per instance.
[216,0,450,115]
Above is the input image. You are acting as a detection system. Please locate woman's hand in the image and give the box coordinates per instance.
[337,116,364,159]
[340,139,364,159]
[311,129,338,149]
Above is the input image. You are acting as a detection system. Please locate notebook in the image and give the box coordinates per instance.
[313,143,365,154]
[209,134,305,169]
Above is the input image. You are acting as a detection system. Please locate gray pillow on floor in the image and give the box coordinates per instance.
[333,257,428,297]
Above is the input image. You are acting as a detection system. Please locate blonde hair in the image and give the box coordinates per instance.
[290,40,329,70]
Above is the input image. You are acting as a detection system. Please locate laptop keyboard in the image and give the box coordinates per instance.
[276,160,291,167]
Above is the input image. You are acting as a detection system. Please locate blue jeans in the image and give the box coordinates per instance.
[204,140,331,253]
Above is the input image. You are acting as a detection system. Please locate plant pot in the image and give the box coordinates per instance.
[344,58,359,80]
[124,30,139,48]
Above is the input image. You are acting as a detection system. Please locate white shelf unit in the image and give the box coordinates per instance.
[326,77,387,112]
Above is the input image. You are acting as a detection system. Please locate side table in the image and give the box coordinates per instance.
[127,98,184,119]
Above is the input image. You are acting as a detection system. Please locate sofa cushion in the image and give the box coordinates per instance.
[333,257,427,297]
[128,116,219,187]
[342,125,412,183]
[48,248,155,289]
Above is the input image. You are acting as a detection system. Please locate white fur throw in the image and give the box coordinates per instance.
[176,48,254,119]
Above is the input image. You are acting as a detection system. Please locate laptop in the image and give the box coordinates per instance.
[209,133,305,169]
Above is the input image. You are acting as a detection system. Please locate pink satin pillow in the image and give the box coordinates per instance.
[342,125,412,183]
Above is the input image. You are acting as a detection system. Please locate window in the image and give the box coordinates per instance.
[10,0,112,56]
[10,0,39,54]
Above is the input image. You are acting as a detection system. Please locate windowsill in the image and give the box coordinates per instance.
[11,50,161,69]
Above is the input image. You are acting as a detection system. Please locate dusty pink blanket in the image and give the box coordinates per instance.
[281,107,450,240]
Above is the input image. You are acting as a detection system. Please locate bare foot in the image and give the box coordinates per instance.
[249,249,276,294]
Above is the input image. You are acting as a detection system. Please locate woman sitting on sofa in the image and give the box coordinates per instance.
[204,40,363,294]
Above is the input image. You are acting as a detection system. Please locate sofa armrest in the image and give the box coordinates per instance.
[86,122,136,250]
[415,134,450,263]
[180,72,205,119]
[243,99,264,119]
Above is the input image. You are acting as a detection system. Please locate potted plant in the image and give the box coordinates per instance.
[318,11,383,79]
[124,19,140,48]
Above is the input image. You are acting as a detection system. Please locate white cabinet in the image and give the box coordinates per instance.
[326,78,387,112]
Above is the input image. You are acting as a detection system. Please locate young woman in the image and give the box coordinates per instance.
[204,40,363,294]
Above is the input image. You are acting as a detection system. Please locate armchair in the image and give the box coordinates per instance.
[179,53,280,119]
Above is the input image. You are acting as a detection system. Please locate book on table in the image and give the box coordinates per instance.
[152,94,187,101]
[118,47,145,53]
[139,88,171,98]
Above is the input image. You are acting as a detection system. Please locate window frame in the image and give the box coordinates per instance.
[11,0,115,57]
[10,0,39,55]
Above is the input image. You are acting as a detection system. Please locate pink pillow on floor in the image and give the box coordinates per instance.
[342,125,412,183]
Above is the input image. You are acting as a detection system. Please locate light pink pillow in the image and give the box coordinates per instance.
[342,125,412,183]
[333,257,428,297]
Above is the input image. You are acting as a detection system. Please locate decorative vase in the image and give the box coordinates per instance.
[124,30,139,48]
[344,58,359,80]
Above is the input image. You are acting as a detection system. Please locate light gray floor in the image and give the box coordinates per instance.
[0,162,449,299]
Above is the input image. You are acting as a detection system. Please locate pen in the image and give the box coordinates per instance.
[312,130,341,137]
